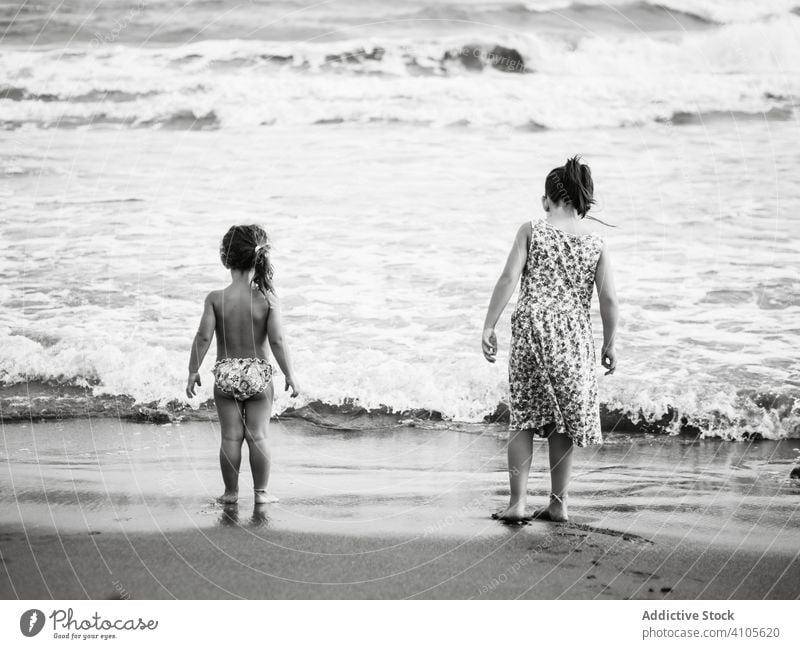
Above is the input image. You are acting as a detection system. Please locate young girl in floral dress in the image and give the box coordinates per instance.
[483,156,619,523]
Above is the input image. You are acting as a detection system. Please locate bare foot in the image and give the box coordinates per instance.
[254,489,279,505]
[532,495,568,522]
[251,504,270,527]
[491,502,530,524]
[216,491,239,505]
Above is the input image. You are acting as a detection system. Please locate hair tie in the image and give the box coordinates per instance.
[254,244,267,254]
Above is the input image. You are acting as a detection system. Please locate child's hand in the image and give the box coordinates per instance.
[186,372,201,398]
[601,345,617,375]
[284,376,300,398]
[482,327,498,363]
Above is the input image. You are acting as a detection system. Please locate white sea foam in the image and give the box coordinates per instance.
[2,119,799,439]
[1,15,799,131]
[2,2,799,439]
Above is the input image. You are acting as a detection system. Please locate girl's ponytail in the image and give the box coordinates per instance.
[561,155,595,217]
[544,156,614,226]
[251,227,275,298]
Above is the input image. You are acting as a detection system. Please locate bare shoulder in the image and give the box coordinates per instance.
[265,289,280,310]
[516,221,533,243]
[205,289,222,305]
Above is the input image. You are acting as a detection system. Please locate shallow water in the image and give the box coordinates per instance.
[2,420,799,553]
[2,0,800,438]
[2,122,799,437]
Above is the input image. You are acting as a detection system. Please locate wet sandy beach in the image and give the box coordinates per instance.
[1,418,798,599]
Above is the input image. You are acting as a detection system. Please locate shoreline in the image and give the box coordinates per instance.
[1,417,799,599]
[1,381,796,442]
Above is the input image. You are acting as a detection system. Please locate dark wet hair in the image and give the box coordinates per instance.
[219,224,274,296]
[545,155,595,217]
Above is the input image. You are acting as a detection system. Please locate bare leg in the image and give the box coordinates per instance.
[214,386,245,503]
[243,383,274,504]
[549,431,574,500]
[493,428,534,522]
[533,425,573,522]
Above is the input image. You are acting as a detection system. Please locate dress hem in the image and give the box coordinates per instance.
[508,418,603,448]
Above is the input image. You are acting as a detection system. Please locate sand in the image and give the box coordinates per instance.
[1,417,798,599]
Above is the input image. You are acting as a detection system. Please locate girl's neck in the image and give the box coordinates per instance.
[546,206,579,222]
[230,269,253,286]
[546,205,617,229]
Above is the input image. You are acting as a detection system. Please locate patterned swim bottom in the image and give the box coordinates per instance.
[212,358,274,401]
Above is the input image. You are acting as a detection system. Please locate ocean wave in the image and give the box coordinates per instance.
[411,0,720,32]
[1,14,799,130]
[0,85,159,103]
[0,94,794,133]
[657,106,798,126]
[0,110,221,131]
[2,61,795,133]
[551,0,799,26]
[1,323,798,442]
[1,379,797,442]
[2,0,796,46]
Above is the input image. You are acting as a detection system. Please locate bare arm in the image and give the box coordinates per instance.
[482,223,530,363]
[594,243,618,375]
[186,293,216,397]
[266,292,300,397]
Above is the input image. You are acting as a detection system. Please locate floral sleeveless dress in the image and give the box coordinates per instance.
[509,219,604,447]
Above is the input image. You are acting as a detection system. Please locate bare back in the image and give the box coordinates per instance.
[211,285,271,360]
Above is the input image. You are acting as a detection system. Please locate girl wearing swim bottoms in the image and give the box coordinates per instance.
[186,224,300,505]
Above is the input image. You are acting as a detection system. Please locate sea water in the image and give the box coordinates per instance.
[1,0,799,439]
